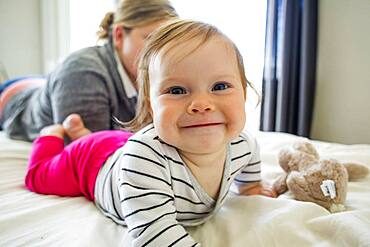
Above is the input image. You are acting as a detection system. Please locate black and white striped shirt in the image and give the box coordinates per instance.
[94,124,261,246]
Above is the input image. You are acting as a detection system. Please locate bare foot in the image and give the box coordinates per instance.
[63,114,91,141]
[40,124,65,139]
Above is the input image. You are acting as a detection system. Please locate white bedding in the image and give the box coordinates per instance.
[1,131,369,247]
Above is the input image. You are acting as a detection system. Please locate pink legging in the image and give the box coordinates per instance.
[25,130,132,201]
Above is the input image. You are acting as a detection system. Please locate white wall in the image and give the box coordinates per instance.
[0,0,42,79]
[311,0,370,144]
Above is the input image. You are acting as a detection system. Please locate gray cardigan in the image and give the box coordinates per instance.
[1,42,137,141]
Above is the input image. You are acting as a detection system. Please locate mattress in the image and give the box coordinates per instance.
[1,131,369,246]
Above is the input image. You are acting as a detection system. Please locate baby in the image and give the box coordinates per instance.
[25,19,276,246]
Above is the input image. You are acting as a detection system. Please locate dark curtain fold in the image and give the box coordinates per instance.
[260,0,317,137]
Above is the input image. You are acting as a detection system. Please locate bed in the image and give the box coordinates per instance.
[1,130,370,246]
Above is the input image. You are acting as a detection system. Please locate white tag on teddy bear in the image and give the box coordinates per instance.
[320,180,336,199]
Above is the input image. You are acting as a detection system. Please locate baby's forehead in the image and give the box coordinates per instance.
[151,35,235,69]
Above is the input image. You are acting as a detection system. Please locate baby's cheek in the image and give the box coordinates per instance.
[154,111,176,141]
[229,111,246,137]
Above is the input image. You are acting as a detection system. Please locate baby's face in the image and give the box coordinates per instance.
[149,36,246,156]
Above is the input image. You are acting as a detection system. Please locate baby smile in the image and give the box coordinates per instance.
[182,122,223,128]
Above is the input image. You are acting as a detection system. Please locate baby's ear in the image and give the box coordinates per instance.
[342,162,370,181]
[146,97,153,116]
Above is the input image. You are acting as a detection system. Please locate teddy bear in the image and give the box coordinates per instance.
[272,141,369,213]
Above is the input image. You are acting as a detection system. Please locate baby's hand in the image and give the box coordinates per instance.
[239,182,277,198]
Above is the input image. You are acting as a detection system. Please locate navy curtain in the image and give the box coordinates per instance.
[260,0,317,137]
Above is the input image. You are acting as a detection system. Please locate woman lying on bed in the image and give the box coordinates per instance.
[24,20,277,246]
[0,0,178,142]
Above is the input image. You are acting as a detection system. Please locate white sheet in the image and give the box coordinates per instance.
[1,131,369,247]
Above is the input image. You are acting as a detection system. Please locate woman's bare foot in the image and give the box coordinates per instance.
[62,114,91,141]
[40,124,65,139]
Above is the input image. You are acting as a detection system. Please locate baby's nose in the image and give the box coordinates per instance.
[187,95,215,113]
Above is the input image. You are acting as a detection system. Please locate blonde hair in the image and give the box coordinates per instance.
[97,0,178,40]
[124,19,256,132]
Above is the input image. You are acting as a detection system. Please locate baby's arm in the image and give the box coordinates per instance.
[238,182,277,198]
[233,133,277,198]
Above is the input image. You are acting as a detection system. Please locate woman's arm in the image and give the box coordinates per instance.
[49,71,112,132]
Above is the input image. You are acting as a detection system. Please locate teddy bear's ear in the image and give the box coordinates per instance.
[342,162,370,181]
[278,149,292,172]
[293,141,320,159]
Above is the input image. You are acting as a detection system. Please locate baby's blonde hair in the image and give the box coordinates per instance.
[97,0,178,40]
[125,19,254,132]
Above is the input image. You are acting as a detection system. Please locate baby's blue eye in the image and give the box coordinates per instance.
[212,82,229,91]
[168,86,187,94]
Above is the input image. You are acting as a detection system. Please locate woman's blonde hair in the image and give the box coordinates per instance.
[124,19,256,132]
[97,0,178,40]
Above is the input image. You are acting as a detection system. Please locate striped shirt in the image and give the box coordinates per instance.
[94,124,261,246]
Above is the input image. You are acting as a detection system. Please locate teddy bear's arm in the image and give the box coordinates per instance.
[272,173,289,195]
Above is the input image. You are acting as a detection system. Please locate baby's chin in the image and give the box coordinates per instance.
[175,139,230,157]
[158,126,240,152]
